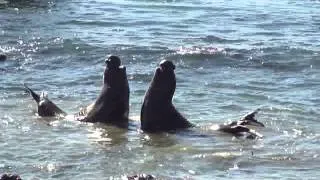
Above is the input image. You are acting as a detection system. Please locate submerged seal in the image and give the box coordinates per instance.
[217,109,264,138]
[140,60,193,132]
[24,84,67,117]
[76,55,130,127]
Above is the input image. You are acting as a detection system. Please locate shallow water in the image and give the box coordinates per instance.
[1,0,319,179]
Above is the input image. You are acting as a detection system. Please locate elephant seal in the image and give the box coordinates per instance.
[216,109,264,138]
[24,84,67,117]
[140,60,194,132]
[76,55,130,127]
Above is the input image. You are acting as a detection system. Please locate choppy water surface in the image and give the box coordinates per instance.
[1,0,319,179]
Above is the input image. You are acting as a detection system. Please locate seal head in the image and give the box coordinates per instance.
[105,55,121,69]
[159,59,175,71]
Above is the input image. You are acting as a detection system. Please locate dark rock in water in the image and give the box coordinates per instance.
[0,174,22,180]
[127,174,156,180]
[0,54,7,62]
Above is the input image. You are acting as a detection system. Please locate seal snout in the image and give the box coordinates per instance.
[159,60,175,71]
[105,55,121,69]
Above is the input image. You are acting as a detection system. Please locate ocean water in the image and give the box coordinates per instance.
[0,0,319,179]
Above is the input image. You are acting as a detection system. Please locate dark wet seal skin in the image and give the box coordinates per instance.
[141,60,194,132]
[228,109,264,127]
[24,84,66,117]
[76,55,130,128]
[127,174,156,180]
[218,109,264,139]
[0,173,22,180]
[0,54,7,62]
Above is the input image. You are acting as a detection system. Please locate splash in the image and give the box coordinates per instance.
[175,46,226,55]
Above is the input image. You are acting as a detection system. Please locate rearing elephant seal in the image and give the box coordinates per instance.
[76,55,130,127]
[140,60,194,132]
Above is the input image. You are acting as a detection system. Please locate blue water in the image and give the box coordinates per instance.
[1,0,319,179]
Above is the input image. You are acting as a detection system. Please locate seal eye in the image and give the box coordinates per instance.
[159,60,175,70]
[105,55,121,69]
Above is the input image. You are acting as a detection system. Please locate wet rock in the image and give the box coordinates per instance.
[0,174,22,180]
[127,174,156,180]
[0,54,7,62]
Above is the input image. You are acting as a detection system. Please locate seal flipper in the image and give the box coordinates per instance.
[24,84,40,103]
[239,109,264,127]
[242,109,260,122]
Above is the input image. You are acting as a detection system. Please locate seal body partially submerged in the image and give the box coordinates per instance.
[76,56,130,127]
[24,85,66,117]
[215,109,264,139]
[140,60,193,132]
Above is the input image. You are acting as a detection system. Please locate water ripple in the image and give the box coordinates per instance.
[1,0,320,179]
